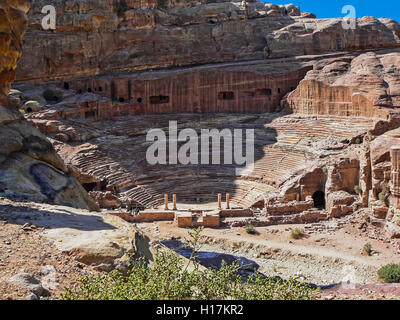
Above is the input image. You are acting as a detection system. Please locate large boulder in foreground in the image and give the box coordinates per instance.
[1,198,149,267]
[0,105,99,211]
[0,0,98,211]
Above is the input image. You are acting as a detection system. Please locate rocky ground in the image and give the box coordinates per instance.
[137,208,400,300]
[1,196,400,300]
[0,218,99,300]
[0,197,145,300]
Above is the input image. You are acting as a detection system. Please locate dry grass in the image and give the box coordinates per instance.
[290,228,305,240]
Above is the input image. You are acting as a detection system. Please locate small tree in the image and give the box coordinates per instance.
[290,228,305,240]
[378,264,400,283]
[354,185,362,196]
[245,224,256,235]
[61,228,317,300]
[362,242,372,256]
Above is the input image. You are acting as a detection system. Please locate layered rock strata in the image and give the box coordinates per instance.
[17,1,400,82]
[0,0,98,210]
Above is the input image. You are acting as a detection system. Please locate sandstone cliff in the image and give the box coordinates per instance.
[0,0,98,211]
[0,0,29,105]
[283,50,400,119]
[16,0,400,82]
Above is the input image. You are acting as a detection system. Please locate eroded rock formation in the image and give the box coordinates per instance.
[0,0,29,105]
[16,1,400,82]
[0,0,98,210]
[7,1,400,237]
[283,51,400,119]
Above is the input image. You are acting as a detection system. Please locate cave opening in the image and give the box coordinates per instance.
[256,88,272,96]
[243,91,255,97]
[100,179,108,192]
[150,95,170,104]
[63,82,70,90]
[82,182,97,192]
[312,191,326,209]
[26,107,33,113]
[85,110,96,118]
[218,91,235,100]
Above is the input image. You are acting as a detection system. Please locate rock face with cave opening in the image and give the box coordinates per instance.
[0,0,98,211]
[9,0,400,234]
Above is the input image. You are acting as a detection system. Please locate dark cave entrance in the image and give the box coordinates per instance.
[312,191,326,209]
[255,88,272,96]
[150,95,170,104]
[85,110,96,118]
[82,182,97,192]
[218,91,235,100]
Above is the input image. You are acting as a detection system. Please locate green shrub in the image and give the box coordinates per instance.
[245,224,256,235]
[378,264,400,283]
[355,137,362,144]
[379,183,390,201]
[363,213,370,223]
[61,228,317,300]
[354,185,362,195]
[290,228,305,240]
[362,242,372,256]
[378,191,388,201]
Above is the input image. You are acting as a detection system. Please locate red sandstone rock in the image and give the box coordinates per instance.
[89,191,121,209]
[16,1,400,82]
[284,51,400,119]
[8,1,400,230]
[326,191,357,218]
[0,0,99,211]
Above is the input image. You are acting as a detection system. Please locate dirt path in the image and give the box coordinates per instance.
[138,211,400,287]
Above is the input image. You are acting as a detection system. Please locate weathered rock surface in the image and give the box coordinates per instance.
[8,0,400,233]
[16,1,400,82]
[0,198,149,266]
[0,0,98,210]
[0,0,29,105]
[8,272,45,296]
[284,51,400,118]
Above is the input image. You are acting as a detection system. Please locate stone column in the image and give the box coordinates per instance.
[218,194,222,210]
[173,194,177,210]
[164,194,169,210]
[226,193,230,209]
[391,147,400,209]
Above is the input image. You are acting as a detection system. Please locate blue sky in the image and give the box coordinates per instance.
[263,1,400,22]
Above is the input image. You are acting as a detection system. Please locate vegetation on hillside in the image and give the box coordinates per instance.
[61,228,317,300]
[378,264,400,283]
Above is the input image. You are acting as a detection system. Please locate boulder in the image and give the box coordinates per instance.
[0,0,98,211]
[327,191,357,218]
[8,272,45,296]
[22,100,43,113]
